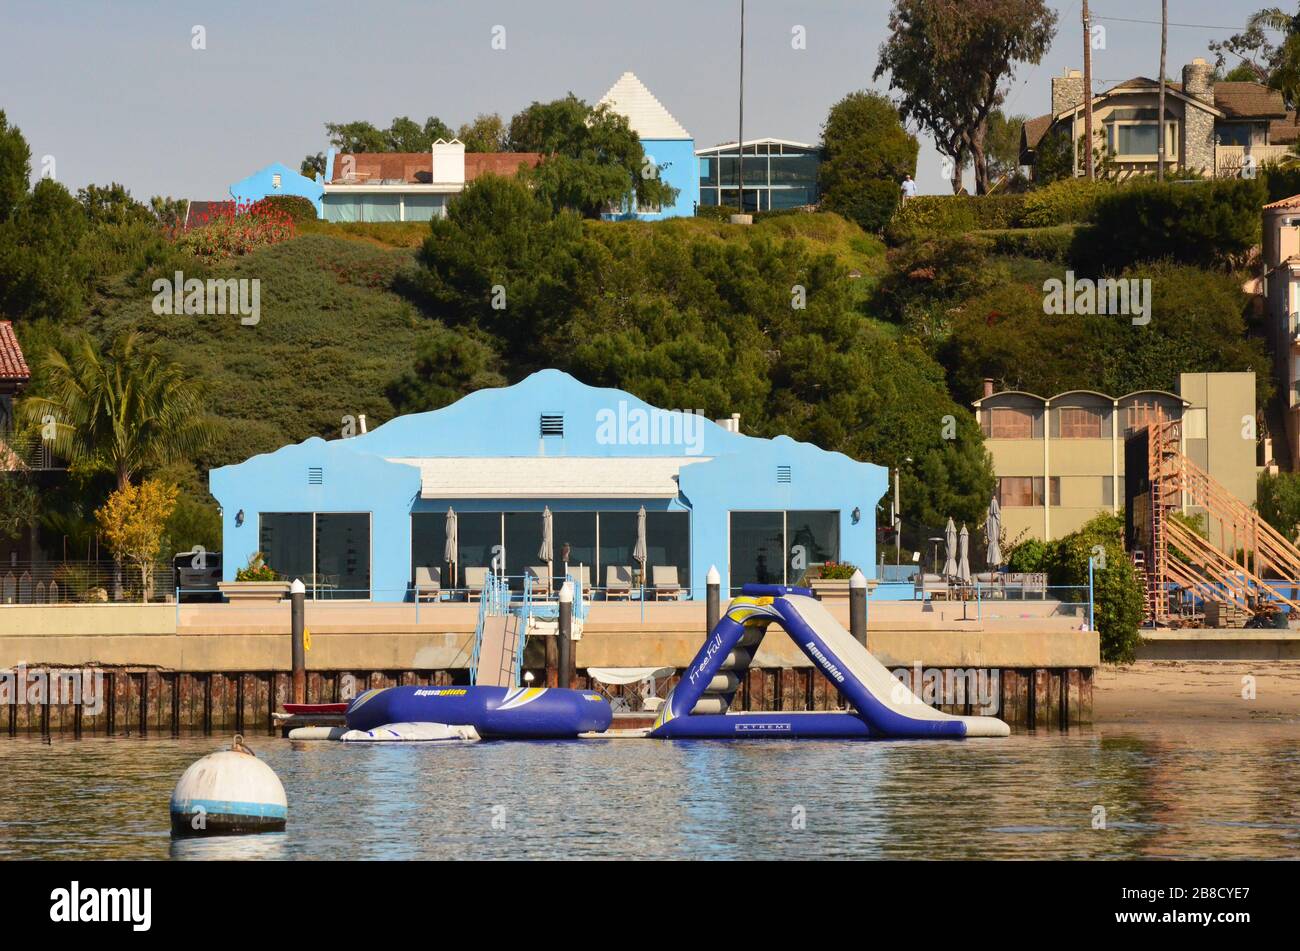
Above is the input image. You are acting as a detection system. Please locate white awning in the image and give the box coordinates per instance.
[390,456,707,500]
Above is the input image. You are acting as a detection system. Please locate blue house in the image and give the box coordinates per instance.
[597,72,699,220]
[228,162,325,215]
[209,371,887,602]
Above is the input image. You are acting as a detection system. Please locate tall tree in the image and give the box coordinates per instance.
[456,114,506,152]
[818,91,919,231]
[0,110,31,223]
[507,96,677,217]
[1210,7,1300,100]
[875,0,1058,194]
[21,332,213,493]
[22,332,213,598]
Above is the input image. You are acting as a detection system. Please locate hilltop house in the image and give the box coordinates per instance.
[597,72,699,219]
[1021,59,1296,180]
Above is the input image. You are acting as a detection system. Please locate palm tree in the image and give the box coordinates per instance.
[21,332,213,597]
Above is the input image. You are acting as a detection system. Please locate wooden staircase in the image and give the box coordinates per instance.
[1142,412,1300,625]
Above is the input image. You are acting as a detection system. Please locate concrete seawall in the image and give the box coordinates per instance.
[0,600,1099,732]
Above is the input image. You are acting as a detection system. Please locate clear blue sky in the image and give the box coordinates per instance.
[0,0,1280,198]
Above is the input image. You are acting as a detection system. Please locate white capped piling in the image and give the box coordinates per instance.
[290,578,306,704]
[170,735,287,837]
[558,581,574,689]
[850,569,867,647]
[706,565,721,633]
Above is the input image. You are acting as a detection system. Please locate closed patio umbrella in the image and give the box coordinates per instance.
[942,517,958,579]
[538,506,553,592]
[444,507,458,589]
[985,497,1002,569]
[958,524,971,584]
[634,505,648,614]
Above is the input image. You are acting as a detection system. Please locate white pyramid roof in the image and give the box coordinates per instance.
[597,72,691,140]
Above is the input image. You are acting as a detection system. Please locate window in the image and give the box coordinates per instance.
[997,478,1059,507]
[259,512,370,599]
[1215,124,1252,147]
[983,405,1040,439]
[645,511,690,591]
[272,173,282,189]
[1056,406,1107,439]
[1111,121,1177,159]
[729,510,840,589]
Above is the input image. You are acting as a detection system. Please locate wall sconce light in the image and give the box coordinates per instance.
[851,507,861,525]
[235,509,245,528]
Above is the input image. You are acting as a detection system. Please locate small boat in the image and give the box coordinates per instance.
[282,702,349,715]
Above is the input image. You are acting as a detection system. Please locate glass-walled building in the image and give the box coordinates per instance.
[211,370,886,601]
[696,139,821,212]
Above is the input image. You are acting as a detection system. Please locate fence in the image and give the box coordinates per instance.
[0,561,173,604]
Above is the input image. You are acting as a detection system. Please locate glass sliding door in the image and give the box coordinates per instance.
[456,512,502,571]
[730,512,785,588]
[598,511,638,588]
[504,512,547,590]
[259,513,312,584]
[314,513,370,599]
[553,511,597,586]
[645,511,690,595]
[786,510,840,585]
[411,512,447,584]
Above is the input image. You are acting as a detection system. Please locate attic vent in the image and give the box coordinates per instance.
[540,414,565,437]
[308,467,324,485]
[777,465,792,484]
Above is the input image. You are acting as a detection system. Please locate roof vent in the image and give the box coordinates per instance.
[540,414,564,437]
[777,465,792,484]
[308,467,324,485]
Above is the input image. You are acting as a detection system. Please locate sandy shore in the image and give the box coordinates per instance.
[1095,660,1300,723]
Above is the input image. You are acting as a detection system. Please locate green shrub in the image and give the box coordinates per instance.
[248,194,317,223]
[885,196,979,243]
[825,178,900,233]
[1018,178,1110,227]
[1006,537,1047,572]
[1263,164,1300,204]
[1045,513,1144,664]
[695,203,735,221]
[978,224,1077,262]
[1079,178,1265,272]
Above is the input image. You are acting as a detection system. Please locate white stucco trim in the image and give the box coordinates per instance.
[391,456,711,499]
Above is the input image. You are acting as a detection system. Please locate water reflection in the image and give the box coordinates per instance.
[0,723,1297,860]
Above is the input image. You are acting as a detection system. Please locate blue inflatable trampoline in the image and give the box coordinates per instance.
[345,685,612,739]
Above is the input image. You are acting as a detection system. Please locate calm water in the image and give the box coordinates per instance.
[2,723,1298,860]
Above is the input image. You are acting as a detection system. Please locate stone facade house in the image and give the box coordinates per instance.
[1021,59,1296,180]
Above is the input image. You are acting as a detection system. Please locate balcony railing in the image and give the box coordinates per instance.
[0,433,65,471]
[1216,144,1295,178]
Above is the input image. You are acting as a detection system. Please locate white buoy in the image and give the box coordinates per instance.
[170,735,287,837]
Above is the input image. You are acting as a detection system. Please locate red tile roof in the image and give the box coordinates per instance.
[329,151,541,185]
[0,321,30,383]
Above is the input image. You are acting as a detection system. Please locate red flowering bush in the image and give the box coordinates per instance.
[175,201,296,258]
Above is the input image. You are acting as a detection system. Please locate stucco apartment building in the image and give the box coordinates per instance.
[1021,59,1295,179]
[973,373,1257,544]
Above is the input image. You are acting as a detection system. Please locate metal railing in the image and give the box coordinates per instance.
[0,561,172,604]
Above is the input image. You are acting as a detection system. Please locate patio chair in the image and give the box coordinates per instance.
[464,566,488,602]
[652,565,683,600]
[913,572,948,601]
[414,565,441,602]
[526,566,551,599]
[563,564,591,595]
[605,565,633,600]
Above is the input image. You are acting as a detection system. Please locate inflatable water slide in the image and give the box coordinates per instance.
[649,585,1010,739]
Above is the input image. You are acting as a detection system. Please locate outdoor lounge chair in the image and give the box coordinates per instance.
[563,564,591,595]
[465,566,488,602]
[913,572,949,600]
[414,566,441,602]
[526,566,551,599]
[652,565,683,600]
[605,565,633,600]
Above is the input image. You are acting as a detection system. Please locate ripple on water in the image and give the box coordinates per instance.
[0,722,1296,860]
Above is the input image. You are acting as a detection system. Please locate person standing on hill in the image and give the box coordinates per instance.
[900,173,917,202]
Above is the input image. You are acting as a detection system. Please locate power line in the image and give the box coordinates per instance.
[1092,14,1287,32]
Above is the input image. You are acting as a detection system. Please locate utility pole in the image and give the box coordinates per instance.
[737,0,746,212]
[1157,0,1168,182]
[1082,1,1095,180]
